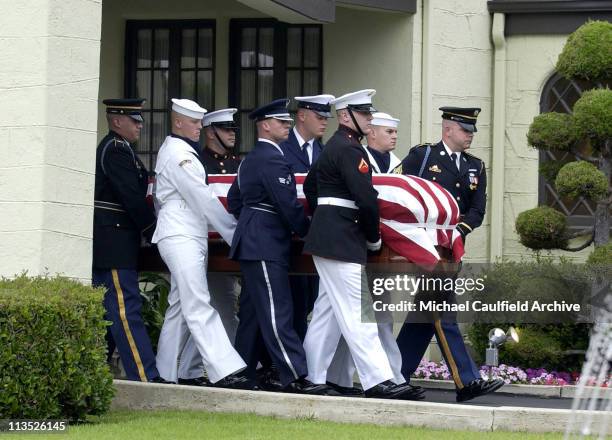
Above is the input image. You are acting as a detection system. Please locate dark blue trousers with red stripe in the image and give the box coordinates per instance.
[234,260,308,386]
[93,268,159,381]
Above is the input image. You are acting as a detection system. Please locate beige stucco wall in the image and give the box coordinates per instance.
[0,0,101,282]
[502,34,592,262]
[426,0,494,263]
[322,6,415,155]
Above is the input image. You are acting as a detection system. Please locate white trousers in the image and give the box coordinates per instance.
[326,322,405,387]
[155,235,246,383]
[304,256,394,391]
[177,274,240,379]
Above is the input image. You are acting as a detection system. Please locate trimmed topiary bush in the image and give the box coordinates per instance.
[515,207,568,250]
[586,242,612,266]
[0,275,114,420]
[539,160,565,184]
[572,88,612,148]
[527,112,577,151]
[556,20,612,82]
[555,160,609,201]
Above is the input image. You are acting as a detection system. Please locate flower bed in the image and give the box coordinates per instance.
[412,360,610,387]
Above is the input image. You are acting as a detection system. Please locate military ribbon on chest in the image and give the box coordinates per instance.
[469,170,478,190]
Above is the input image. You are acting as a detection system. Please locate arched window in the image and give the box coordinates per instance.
[538,72,610,231]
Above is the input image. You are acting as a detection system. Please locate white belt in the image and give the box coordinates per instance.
[317,197,358,210]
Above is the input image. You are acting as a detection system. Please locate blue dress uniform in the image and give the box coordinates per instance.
[280,127,324,341]
[92,98,160,382]
[396,106,503,402]
[229,99,331,394]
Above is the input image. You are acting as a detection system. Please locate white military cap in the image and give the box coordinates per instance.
[171,98,207,119]
[203,108,238,128]
[294,94,336,118]
[371,112,400,128]
[331,89,377,112]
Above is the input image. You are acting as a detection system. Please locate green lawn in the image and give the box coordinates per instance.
[2,410,576,440]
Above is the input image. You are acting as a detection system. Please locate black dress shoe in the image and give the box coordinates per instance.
[178,377,211,387]
[284,378,340,396]
[212,374,256,390]
[256,367,284,392]
[397,384,426,401]
[365,381,425,400]
[150,376,175,384]
[326,381,364,397]
[456,378,504,402]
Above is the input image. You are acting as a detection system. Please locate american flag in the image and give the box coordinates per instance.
[208,174,464,267]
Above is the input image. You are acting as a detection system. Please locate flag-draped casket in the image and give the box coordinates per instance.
[139,173,464,273]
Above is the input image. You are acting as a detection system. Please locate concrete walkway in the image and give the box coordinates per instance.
[112,380,610,433]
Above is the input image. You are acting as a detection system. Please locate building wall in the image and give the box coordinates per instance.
[98,0,268,138]
[427,0,494,262]
[99,1,416,148]
[0,0,102,282]
[322,6,415,154]
[502,34,592,262]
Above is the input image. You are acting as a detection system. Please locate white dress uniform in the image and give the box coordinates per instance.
[176,274,240,380]
[153,107,246,383]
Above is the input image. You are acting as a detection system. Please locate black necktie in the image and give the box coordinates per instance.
[302,142,310,165]
[450,153,458,170]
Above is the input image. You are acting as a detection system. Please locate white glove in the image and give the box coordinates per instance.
[366,239,382,252]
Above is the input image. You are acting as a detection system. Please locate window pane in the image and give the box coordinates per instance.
[152,70,169,109]
[137,29,152,68]
[197,71,213,110]
[182,29,196,69]
[258,28,274,68]
[152,112,167,155]
[303,70,319,96]
[154,29,170,68]
[136,112,150,161]
[287,28,302,68]
[198,28,213,68]
[258,69,273,105]
[304,27,320,68]
[240,70,256,108]
[241,28,256,68]
[240,113,255,151]
[136,71,152,109]
[286,70,301,102]
[181,71,196,99]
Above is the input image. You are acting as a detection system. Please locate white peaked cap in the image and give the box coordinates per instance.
[203,108,238,127]
[371,112,400,128]
[331,89,376,110]
[171,98,207,119]
[294,94,336,117]
[294,94,335,105]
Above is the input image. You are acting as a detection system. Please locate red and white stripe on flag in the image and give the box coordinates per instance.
[207,173,464,266]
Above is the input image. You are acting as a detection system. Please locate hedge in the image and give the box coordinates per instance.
[0,275,114,420]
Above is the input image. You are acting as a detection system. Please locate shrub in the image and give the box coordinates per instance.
[467,259,592,371]
[555,160,608,201]
[572,88,612,149]
[539,160,565,184]
[587,242,612,266]
[0,275,114,420]
[527,112,577,151]
[556,20,612,82]
[515,206,568,250]
[139,272,170,352]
